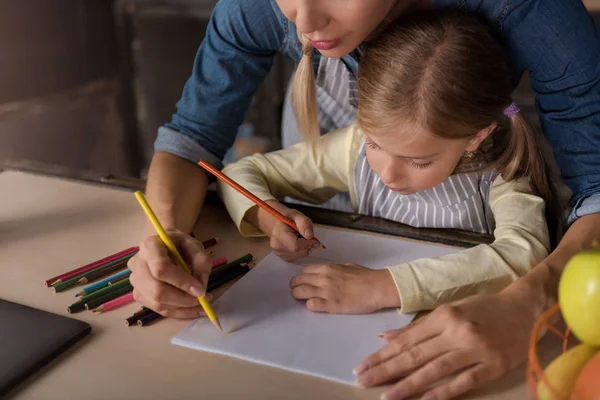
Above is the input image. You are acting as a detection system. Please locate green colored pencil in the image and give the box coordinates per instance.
[79,278,131,303]
[84,284,133,310]
[67,300,86,314]
[210,254,253,276]
[52,254,132,292]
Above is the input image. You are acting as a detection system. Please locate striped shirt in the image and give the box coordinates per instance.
[283,56,497,234]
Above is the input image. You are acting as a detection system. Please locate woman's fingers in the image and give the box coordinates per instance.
[419,364,494,400]
[142,236,207,297]
[354,314,440,375]
[382,351,480,399]
[356,335,448,387]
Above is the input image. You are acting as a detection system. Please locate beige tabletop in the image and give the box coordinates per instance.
[0,170,562,399]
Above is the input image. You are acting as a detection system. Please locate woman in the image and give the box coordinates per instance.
[128,0,600,399]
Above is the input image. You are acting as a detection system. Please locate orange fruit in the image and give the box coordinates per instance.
[571,352,600,400]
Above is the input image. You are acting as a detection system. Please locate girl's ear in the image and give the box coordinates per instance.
[466,122,497,152]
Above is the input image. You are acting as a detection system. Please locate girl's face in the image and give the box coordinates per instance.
[365,125,492,194]
[276,0,399,58]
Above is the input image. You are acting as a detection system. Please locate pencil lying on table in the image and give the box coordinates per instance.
[46,247,137,287]
[198,160,324,247]
[134,191,222,332]
[92,292,134,313]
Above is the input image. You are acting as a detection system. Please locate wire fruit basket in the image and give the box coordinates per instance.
[527,303,574,400]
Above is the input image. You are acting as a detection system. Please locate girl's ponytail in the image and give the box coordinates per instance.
[291,33,320,142]
[494,103,561,243]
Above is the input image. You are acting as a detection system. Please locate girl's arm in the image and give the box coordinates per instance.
[218,125,362,235]
[387,175,551,313]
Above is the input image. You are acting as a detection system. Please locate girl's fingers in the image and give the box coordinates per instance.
[289,272,320,289]
[291,284,326,300]
[291,211,315,240]
[306,297,330,312]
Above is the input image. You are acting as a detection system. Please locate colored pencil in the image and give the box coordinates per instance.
[93,292,135,313]
[202,237,219,249]
[46,237,216,287]
[52,254,133,288]
[79,278,131,303]
[46,247,137,286]
[84,284,133,310]
[207,264,250,292]
[107,274,129,285]
[76,259,130,284]
[76,269,131,297]
[211,254,253,274]
[137,311,163,326]
[197,160,324,247]
[134,191,222,332]
[211,256,228,270]
[52,254,133,292]
[67,300,87,314]
[125,308,151,326]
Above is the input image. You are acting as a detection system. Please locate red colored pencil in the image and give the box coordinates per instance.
[198,160,324,247]
[48,237,219,287]
[92,292,135,313]
[46,247,138,287]
[211,257,227,270]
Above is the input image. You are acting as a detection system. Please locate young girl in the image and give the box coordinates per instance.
[218,11,554,315]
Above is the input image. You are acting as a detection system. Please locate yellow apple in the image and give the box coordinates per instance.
[559,249,600,346]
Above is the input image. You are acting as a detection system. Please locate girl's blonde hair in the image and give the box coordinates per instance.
[357,11,555,213]
[291,33,320,143]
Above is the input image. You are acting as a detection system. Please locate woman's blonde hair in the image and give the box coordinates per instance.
[357,11,555,214]
[291,33,320,143]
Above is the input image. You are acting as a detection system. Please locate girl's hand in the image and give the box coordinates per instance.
[354,288,536,400]
[128,230,213,319]
[249,201,321,261]
[289,263,400,314]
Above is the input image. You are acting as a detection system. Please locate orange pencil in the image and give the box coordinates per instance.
[198,160,324,247]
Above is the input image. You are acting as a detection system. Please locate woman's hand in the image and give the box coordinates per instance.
[290,263,400,314]
[354,287,537,400]
[247,201,321,261]
[128,230,213,318]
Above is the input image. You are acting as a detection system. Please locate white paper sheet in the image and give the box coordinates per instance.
[172,226,458,384]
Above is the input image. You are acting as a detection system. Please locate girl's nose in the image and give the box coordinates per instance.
[294,1,329,36]
[380,164,400,187]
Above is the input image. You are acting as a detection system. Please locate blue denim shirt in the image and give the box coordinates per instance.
[155,0,600,223]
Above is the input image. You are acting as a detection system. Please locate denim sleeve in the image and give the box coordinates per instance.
[500,0,600,222]
[155,0,287,169]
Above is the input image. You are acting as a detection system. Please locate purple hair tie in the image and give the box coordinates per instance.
[504,102,520,118]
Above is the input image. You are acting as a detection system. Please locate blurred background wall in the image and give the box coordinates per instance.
[0,0,598,178]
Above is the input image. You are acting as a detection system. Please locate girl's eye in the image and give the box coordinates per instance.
[366,140,379,150]
[409,160,433,170]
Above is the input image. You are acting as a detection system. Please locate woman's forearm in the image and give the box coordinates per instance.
[144,152,209,235]
[503,213,600,318]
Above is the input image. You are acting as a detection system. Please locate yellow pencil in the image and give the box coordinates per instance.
[133,191,222,331]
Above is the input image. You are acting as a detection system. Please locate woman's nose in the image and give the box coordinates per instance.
[294,1,329,36]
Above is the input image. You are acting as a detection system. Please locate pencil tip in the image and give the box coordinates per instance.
[214,319,223,332]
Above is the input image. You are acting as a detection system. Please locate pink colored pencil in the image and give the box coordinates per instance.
[211,257,228,270]
[47,247,139,286]
[92,292,135,313]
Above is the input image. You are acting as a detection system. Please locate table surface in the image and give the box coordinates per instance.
[1,170,563,400]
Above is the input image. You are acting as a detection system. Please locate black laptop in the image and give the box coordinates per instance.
[0,299,91,397]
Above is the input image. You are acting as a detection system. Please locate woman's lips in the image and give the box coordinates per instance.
[309,38,341,51]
